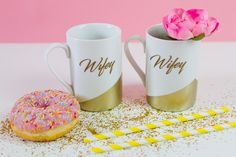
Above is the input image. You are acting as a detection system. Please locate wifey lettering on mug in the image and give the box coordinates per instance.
[79,57,115,77]
[150,54,187,75]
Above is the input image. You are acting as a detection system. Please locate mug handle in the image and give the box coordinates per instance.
[124,35,146,86]
[44,43,74,94]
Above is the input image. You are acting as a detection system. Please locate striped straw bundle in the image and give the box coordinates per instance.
[83,106,235,153]
[84,107,230,143]
[91,121,236,153]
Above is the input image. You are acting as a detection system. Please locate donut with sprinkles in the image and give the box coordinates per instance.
[10,89,80,141]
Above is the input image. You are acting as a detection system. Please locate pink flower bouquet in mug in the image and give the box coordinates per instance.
[163,8,219,40]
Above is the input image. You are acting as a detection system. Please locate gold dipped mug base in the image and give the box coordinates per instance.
[147,79,197,112]
[78,77,122,112]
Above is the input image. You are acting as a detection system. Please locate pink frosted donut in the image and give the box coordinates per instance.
[10,90,79,141]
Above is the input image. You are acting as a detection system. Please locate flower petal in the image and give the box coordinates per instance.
[162,15,169,31]
[167,8,185,23]
[185,9,209,21]
[192,21,207,36]
[177,27,194,40]
[205,17,219,36]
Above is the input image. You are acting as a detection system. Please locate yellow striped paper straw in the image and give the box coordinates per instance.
[84,106,230,143]
[91,121,236,153]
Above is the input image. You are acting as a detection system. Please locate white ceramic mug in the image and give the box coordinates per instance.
[125,24,200,111]
[45,23,122,111]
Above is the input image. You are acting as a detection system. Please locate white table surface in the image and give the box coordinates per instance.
[0,42,236,157]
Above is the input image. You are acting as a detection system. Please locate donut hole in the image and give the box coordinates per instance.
[33,101,50,108]
[31,97,55,109]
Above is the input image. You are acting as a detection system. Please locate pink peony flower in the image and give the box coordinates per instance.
[162,8,219,40]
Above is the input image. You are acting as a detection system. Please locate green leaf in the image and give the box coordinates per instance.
[191,33,205,41]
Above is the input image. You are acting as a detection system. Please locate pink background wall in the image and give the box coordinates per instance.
[0,0,235,42]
